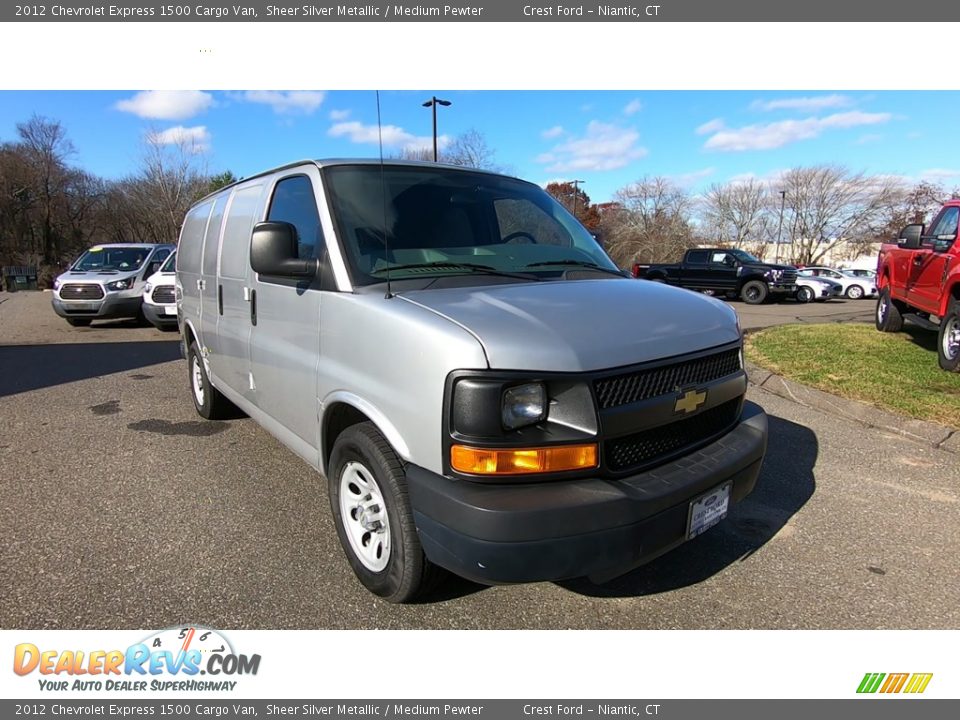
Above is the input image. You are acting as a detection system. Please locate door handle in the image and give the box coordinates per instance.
[217,284,223,315]
[197,279,205,290]
[250,289,257,326]
[913,255,924,266]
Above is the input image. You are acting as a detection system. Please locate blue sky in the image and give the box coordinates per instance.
[1,90,957,203]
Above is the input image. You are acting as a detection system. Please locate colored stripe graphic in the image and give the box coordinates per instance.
[903,673,933,694]
[880,673,909,693]
[857,672,932,694]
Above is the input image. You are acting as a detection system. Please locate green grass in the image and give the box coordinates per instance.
[745,323,960,429]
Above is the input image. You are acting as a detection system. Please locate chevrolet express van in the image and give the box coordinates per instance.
[176,160,768,602]
[52,243,174,326]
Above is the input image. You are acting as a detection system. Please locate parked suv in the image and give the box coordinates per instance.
[52,243,174,326]
[142,251,178,330]
[176,160,768,602]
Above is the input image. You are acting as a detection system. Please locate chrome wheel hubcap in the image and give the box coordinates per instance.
[191,355,205,406]
[339,461,391,572]
[944,318,960,361]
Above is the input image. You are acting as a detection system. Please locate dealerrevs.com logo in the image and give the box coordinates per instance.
[13,626,261,692]
[857,673,933,694]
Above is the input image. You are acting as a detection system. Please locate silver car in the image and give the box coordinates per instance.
[798,266,877,299]
[794,275,842,303]
[176,160,768,602]
[52,243,175,326]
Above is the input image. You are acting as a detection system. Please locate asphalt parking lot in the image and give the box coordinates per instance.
[1,291,956,630]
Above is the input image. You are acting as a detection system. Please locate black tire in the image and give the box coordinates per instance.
[66,318,92,327]
[937,300,960,372]
[187,340,236,420]
[845,284,865,300]
[796,286,814,304]
[875,288,904,333]
[328,422,441,603]
[740,280,769,305]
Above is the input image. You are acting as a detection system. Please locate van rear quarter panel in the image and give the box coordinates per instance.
[177,200,214,342]
[318,292,488,476]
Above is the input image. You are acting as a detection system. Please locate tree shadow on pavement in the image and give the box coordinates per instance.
[559,413,817,598]
[0,341,183,397]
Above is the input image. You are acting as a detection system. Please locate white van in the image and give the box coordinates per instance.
[176,160,767,602]
[142,251,178,329]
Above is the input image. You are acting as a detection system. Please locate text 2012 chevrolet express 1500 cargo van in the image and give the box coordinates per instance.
[176,160,768,602]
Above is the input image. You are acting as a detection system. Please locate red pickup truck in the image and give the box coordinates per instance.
[876,201,960,371]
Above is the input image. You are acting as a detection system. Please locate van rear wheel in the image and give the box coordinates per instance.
[328,422,440,603]
[187,340,235,420]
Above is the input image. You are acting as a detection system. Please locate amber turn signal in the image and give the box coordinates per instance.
[450,443,598,475]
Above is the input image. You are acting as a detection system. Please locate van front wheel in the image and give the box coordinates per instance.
[329,422,439,603]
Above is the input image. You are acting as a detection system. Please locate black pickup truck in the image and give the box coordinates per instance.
[632,248,798,305]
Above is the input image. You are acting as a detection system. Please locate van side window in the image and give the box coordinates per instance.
[220,184,264,279]
[267,175,325,260]
[202,194,230,276]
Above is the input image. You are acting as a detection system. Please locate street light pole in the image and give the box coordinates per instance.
[571,179,585,219]
[775,190,786,263]
[422,96,452,162]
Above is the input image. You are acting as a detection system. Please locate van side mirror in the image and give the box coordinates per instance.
[251,222,318,277]
[898,224,924,249]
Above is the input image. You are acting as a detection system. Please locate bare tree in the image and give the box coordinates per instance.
[779,165,901,265]
[603,177,695,266]
[700,178,774,256]
[442,128,500,170]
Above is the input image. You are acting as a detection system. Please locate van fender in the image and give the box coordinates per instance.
[319,391,411,476]
[180,317,216,385]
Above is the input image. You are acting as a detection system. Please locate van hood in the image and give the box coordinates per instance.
[59,269,136,281]
[397,279,740,372]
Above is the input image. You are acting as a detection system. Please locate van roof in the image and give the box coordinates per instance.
[86,243,176,249]
[190,158,529,208]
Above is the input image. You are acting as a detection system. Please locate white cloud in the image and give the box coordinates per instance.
[541,125,564,139]
[537,121,648,173]
[701,111,892,152]
[147,126,211,152]
[751,94,853,112]
[623,99,643,116]
[696,118,725,135]
[919,168,960,183]
[329,109,351,121]
[115,90,213,120]
[672,167,716,187]
[328,120,446,152]
[242,91,325,114]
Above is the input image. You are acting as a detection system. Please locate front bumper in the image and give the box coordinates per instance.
[768,282,797,294]
[407,401,767,585]
[143,302,178,327]
[52,293,143,320]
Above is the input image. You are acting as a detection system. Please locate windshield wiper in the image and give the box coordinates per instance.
[524,260,627,277]
[371,262,539,281]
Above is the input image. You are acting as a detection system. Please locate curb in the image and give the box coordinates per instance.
[745,361,958,454]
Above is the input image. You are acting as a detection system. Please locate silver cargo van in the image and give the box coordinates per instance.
[52,243,175,326]
[176,160,767,602]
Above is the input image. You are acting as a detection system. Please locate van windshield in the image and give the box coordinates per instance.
[72,247,149,272]
[160,251,177,273]
[323,164,620,285]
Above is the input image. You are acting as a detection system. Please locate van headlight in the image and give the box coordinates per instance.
[501,382,547,430]
[143,282,153,294]
[106,278,135,291]
[53,278,61,290]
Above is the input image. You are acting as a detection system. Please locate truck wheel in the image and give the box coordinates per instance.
[938,301,960,372]
[740,281,768,305]
[329,422,441,603]
[796,286,814,304]
[846,284,865,300]
[875,288,904,333]
[66,318,92,327]
[187,340,236,420]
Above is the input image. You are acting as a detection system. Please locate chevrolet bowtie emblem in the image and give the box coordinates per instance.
[675,389,707,414]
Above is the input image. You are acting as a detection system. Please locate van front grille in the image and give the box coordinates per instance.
[60,284,104,300]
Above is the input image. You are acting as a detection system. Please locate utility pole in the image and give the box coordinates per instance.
[422,96,452,162]
[775,190,786,263]
[571,179,586,219]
